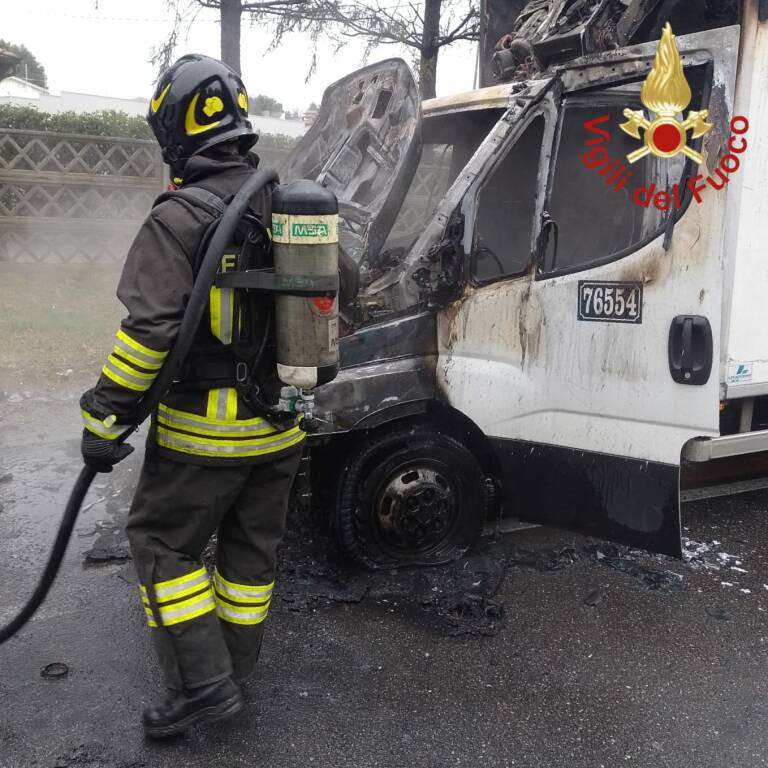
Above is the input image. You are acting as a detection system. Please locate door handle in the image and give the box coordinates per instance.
[668,315,712,385]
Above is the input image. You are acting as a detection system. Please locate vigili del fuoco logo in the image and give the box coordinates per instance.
[582,22,749,212]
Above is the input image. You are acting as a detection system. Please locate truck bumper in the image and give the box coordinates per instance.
[683,429,768,462]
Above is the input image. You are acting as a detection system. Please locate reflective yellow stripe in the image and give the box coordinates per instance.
[139,573,212,626]
[156,425,306,458]
[157,403,277,437]
[158,589,216,627]
[225,388,238,420]
[144,606,156,624]
[207,389,221,420]
[209,256,236,344]
[215,599,269,625]
[106,354,156,381]
[156,413,276,439]
[157,414,278,438]
[206,389,239,421]
[155,574,210,604]
[152,566,208,592]
[116,329,168,361]
[215,591,270,608]
[140,591,157,627]
[102,364,151,393]
[209,286,234,344]
[159,403,271,428]
[81,409,125,440]
[210,287,222,339]
[156,425,303,446]
[140,585,158,626]
[214,570,274,601]
[112,340,164,371]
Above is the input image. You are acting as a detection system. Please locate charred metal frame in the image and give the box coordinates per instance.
[487,0,740,84]
[314,311,437,433]
[459,91,559,287]
[373,78,554,310]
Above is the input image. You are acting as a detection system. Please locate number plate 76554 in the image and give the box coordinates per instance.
[578,281,643,324]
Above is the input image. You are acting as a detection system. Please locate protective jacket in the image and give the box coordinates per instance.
[81,152,305,466]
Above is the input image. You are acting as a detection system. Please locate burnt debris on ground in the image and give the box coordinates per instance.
[271,526,691,637]
[90,488,694,638]
[78,466,745,639]
[500,541,686,593]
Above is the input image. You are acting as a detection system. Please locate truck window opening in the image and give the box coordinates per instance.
[472,116,545,282]
[544,73,706,275]
[382,108,506,254]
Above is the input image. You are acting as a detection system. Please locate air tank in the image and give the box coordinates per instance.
[271,179,340,389]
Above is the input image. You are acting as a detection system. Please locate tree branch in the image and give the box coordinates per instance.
[181,0,479,96]
[439,7,479,45]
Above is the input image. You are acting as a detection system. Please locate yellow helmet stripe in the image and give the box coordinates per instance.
[150,83,171,114]
[185,92,222,136]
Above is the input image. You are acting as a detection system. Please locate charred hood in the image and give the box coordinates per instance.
[280,59,422,268]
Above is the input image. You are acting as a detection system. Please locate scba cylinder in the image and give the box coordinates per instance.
[272,179,340,389]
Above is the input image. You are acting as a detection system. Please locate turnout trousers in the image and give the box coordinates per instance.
[125,448,302,691]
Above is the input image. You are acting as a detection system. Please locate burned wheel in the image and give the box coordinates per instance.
[336,425,488,568]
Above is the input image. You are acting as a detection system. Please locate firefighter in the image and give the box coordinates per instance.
[79,54,306,738]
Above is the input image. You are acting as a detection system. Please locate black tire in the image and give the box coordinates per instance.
[335,424,489,569]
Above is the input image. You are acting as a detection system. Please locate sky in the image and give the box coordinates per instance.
[4,0,478,112]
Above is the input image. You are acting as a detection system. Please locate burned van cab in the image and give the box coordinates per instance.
[279,5,768,569]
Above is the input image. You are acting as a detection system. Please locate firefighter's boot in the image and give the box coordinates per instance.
[142,677,243,738]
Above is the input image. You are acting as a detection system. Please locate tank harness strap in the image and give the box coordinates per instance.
[170,346,238,391]
[155,186,237,392]
[153,186,227,219]
[159,184,293,426]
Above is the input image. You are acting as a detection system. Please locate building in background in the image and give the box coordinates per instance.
[250,113,306,137]
[0,49,20,82]
[0,76,306,138]
[302,104,319,128]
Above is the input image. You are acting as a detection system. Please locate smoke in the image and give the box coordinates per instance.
[0,221,129,395]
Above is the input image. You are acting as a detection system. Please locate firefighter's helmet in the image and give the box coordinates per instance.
[147,54,256,166]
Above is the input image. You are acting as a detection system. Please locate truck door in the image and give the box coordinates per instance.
[439,26,740,555]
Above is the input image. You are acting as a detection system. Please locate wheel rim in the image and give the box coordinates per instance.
[372,459,460,558]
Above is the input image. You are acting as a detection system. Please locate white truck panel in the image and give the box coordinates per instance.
[724,11,768,398]
[438,191,725,467]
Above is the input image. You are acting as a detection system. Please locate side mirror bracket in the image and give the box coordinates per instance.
[536,209,559,274]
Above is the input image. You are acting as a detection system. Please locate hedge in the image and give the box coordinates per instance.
[0,104,153,138]
[0,104,299,148]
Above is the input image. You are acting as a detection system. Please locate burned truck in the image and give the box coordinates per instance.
[279,0,767,568]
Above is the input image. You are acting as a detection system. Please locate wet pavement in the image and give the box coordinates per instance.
[2,392,768,767]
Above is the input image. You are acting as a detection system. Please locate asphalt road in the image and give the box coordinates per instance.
[2,391,768,768]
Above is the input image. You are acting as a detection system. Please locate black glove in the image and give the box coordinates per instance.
[81,429,135,473]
